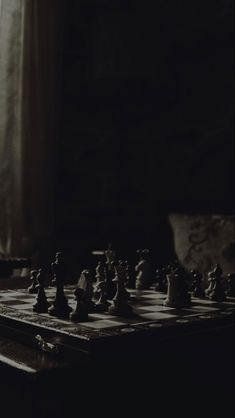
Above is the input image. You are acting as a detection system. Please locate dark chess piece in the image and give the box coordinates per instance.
[192,270,205,298]
[124,260,129,286]
[164,269,191,308]
[209,264,226,302]
[105,244,116,264]
[227,273,235,297]
[170,259,183,273]
[119,261,131,299]
[33,269,49,313]
[108,261,133,316]
[155,268,167,292]
[28,269,38,294]
[78,269,96,312]
[172,261,192,291]
[70,287,88,322]
[126,261,136,289]
[213,263,223,276]
[104,245,117,299]
[51,251,66,285]
[48,252,72,319]
[135,249,152,290]
[189,269,198,291]
[94,280,110,313]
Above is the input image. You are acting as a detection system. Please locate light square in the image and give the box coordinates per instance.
[138,305,175,312]
[140,312,176,320]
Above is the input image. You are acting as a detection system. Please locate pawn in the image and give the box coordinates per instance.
[28,269,38,294]
[33,269,49,313]
[227,273,235,297]
[192,271,205,298]
[70,287,88,322]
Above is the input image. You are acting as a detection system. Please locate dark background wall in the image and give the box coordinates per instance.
[54,0,234,264]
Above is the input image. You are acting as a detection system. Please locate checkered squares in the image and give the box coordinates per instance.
[0,286,234,338]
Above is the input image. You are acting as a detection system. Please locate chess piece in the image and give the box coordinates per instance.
[119,261,131,299]
[173,261,192,292]
[125,261,136,289]
[189,269,198,291]
[94,280,110,313]
[155,268,163,291]
[33,269,49,313]
[48,252,72,318]
[155,267,167,292]
[104,244,116,299]
[192,270,205,298]
[93,261,107,301]
[135,249,152,290]
[28,269,38,294]
[108,261,133,316]
[70,287,88,322]
[78,269,96,312]
[164,269,191,308]
[95,261,106,282]
[105,244,116,267]
[51,251,66,284]
[209,264,226,302]
[155,269,165,292]
[205,269,215,297]
[226,273,235,297]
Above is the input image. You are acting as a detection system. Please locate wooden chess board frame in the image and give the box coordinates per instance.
[0,286,234,359]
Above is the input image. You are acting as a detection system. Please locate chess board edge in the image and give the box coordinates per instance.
[0,287,234,359]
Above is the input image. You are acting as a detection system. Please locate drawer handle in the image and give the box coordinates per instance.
[35,334,59,354]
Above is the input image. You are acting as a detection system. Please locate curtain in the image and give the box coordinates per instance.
[0,0,62,260]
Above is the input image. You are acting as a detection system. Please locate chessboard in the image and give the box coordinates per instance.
[0,285,234,358]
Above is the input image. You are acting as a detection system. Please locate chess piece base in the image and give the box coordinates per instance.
[33,302,49,313]
[28,286,38,294]
[95,301,110,313]
[164,298,191,309]
[70,309,88,322]
[193,289,205,298]
[209,291,226,302]
[108,301,133,317]
[48,303,72,319]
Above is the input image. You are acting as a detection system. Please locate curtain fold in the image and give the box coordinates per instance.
[0,0,25,255]
[0,0,62,259]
